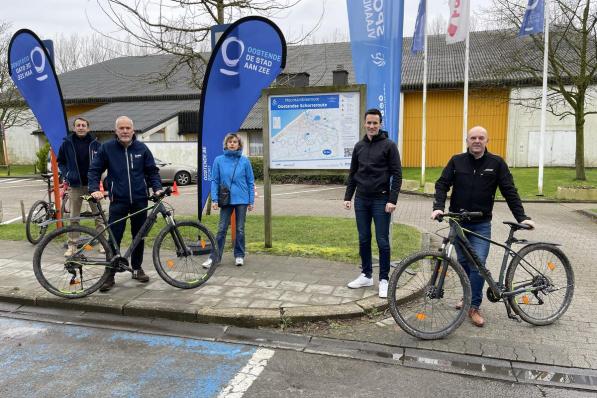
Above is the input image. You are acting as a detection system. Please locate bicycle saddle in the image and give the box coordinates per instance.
[503,221,532,230]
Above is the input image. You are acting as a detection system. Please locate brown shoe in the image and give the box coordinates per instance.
[132,268,150,283]
[468,308,485,327]
[99,275,115,292]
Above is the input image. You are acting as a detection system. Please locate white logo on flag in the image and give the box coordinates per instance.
[371,52,386,67]
[30,47,48,82]
[220,37,245,76]
[446,0,470,44]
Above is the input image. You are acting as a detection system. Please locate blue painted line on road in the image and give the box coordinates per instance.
[0,318,258,398]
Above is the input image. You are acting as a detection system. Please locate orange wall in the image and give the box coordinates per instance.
[402,89,509,167]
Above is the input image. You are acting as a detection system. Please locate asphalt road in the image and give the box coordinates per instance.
[0,315,587,398]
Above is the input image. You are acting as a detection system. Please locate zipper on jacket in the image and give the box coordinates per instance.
[125,147,133,204]
[69,140,82,185]
[130,153,134,169]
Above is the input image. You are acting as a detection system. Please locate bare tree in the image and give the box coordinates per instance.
[486,0,596,180]
[52,33,152,74]
[95,0,321,87]
[0,22,35,164]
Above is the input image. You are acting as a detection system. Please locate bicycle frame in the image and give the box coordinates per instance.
[70,194,187,273]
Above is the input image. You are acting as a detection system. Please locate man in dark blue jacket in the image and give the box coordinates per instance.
[88,116,162,292]
[57,117,105,256]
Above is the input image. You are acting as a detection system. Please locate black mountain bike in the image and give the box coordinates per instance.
[32,187,218,298]
[25,173,70,244]
[388,211,574,340]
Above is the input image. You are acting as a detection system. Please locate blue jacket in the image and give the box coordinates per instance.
[56,133,101,187]
[88,135,162,203]
[210,150,255,205]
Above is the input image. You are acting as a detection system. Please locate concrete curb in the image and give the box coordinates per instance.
[576,209,597,222]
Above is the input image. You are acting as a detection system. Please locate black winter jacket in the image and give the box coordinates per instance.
[433,150,529,223]
[88,135,162,204]
[57,133,101,187]
[344,133,402,204]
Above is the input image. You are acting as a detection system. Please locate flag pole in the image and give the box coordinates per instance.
[461,9,470,153]
[538,0,549,196]
[420,0,428,187]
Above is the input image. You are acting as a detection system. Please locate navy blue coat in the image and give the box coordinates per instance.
[57,133,101,187]
[88,136,162,203]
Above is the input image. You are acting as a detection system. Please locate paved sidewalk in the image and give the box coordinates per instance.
[0,193,596,372]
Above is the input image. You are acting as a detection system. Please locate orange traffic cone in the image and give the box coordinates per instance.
[172,181,179,196]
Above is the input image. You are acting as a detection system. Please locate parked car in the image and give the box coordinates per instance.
[155,158,197,186]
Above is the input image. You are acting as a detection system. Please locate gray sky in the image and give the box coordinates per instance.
[3,0,494,42]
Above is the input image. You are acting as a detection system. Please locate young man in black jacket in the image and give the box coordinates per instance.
[57,117,105,256]
[89,116,163,292]
[344,108,402,298]
[431,125,535,327]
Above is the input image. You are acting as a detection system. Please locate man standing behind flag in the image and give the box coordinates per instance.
[344,109,402,299]
[57,117,105,256]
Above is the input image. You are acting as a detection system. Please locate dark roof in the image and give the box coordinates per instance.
[70,100,199,133]
[58,30,560,104]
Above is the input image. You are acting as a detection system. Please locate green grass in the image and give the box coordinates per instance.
[0,215,422,264]
[403,167,597,200]
[0,164,38,177]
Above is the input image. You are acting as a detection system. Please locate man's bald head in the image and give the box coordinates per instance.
[466,126,489,158]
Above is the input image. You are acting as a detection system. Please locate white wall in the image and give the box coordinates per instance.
[4,111,40,164]
[507,86,597,167]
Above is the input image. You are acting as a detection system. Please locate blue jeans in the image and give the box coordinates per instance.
[212,204,248,261]
[455,221,491,309]
[354,196,391,281]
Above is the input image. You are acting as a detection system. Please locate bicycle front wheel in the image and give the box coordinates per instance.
[26,200,51,244]
[388,251,471,340]
[33,225,112,298]
[506,243,574,326]
[153,221,218,289]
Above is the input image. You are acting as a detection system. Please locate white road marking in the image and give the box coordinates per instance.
[4,178,33,184]
[0,178,17,184]
[1,216,23,225]
[217,348,274,398]
[0,183,44,190]
[271,186,343,196]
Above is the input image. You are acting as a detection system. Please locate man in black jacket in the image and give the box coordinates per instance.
[89,116,163,292]
[57,117,104,256]
[431,126,535,327]
[344,108,402,298]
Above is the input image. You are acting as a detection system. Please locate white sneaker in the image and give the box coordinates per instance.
[379,279,388,298]
[235,257,244,266]
[347,273,373,289]
[202,258,213,269]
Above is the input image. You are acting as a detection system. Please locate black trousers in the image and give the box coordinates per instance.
[108,200,148,272]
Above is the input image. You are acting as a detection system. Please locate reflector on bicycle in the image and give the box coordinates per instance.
[166,260,175,269]
[84,245,93,251]
[200,239,206,249]
[521,295,529,305]
[416,313,427,320]
[547,262,556,271]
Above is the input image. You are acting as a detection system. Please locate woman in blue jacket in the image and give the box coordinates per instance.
[203,133,255,268]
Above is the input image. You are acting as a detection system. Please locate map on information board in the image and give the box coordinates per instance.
[268,92,361,169]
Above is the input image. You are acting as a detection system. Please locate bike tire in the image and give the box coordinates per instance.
[388,251,471,340]
[506,243,574,326]
[33,225,112,298]
[26,200,51,244]
[152,220,218,289]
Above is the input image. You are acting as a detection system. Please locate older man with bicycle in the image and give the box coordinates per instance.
[89,116,162,292]
[431,126,535,327]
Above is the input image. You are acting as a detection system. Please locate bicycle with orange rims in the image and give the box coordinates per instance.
[32,186,218,298]
[388,211,574,340]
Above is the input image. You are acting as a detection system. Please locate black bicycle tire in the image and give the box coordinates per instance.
[33,225,112,298]
[26,200,50,244]
[505,243,574,326]
[152,220,218,289]
[388,251,472,340]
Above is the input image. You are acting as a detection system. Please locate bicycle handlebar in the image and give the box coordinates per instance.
[436,211,484,223]
[149,186,172,202]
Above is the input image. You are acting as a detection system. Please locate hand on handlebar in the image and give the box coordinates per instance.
[91,191,105,200]
[521,219,536,230]
[431,209,444,220]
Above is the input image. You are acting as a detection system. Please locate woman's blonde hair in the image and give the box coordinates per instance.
[223,133,243,150]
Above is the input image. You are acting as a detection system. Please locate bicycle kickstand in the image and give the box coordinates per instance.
[503,299,521,323]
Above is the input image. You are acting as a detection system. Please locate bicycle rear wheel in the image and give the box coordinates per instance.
[506,243,574,326]
[153,220,218,289]
[388,251,471,340]
[33,225,112,298]
[26,200,51,244]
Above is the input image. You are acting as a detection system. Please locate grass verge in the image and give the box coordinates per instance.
[0,215,421,264]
